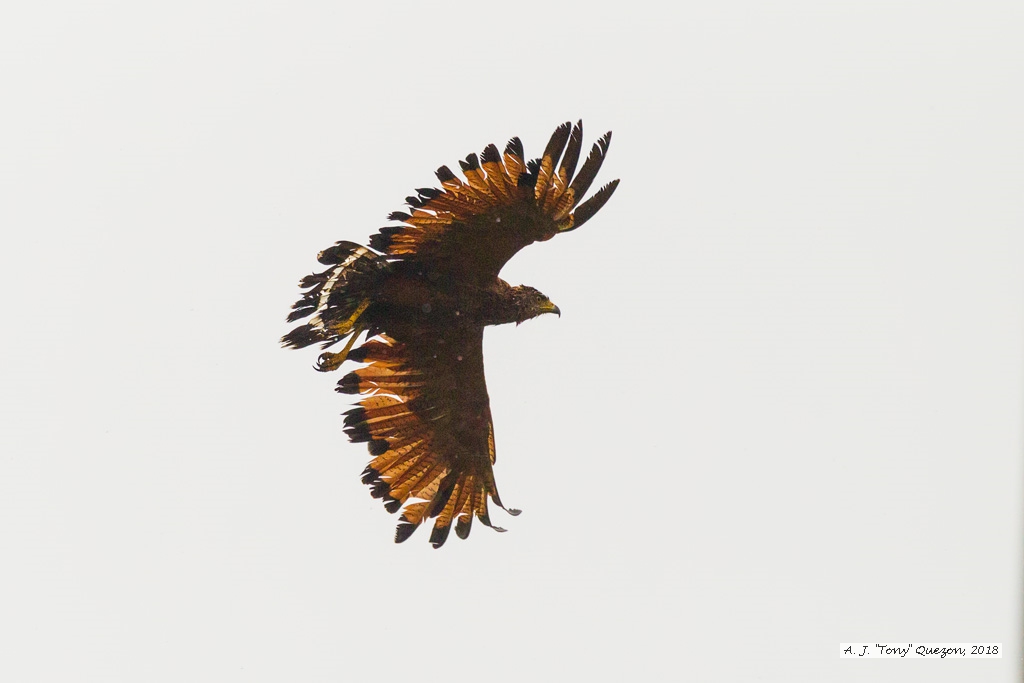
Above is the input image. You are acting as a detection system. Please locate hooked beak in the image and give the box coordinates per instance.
[539,300,561,318]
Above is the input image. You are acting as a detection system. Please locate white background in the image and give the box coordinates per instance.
[1,1,1021,681]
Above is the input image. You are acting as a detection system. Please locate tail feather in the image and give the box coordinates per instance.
[281,241,387,350]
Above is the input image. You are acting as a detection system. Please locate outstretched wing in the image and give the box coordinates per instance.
[337,325,517,548]
[370,120,619,283]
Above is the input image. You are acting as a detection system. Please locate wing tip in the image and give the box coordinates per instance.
[394,519,418,543]
[429,523,452,549]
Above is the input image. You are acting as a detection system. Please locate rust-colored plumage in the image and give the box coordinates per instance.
[283,121,618,547]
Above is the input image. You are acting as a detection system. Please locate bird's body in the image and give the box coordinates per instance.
[283,121,617,547]
[360,270,540,329]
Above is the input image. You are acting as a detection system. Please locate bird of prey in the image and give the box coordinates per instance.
[282,121,618,547]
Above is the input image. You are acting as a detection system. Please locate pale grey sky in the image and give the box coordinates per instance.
[1,1,1022,681]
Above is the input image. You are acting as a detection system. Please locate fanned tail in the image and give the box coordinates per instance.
[280,241,388,354]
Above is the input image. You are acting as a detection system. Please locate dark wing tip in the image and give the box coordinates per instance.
[564,130,614,205]
[368,479,390,499]
[369,225,402,252]
[343,422,372,443]
[537,122,574,187]
[435,165,457,183]
[480,143,502,165]
[429,523,452,549]
[345,345,369,362]
[336,371,362,394]
[394,519,418,543]
[556,120,584,184]
[567,178,620,231]
[505,136,523,155]
[360,466,379,485]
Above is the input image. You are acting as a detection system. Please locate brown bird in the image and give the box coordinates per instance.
[282,121,618,547]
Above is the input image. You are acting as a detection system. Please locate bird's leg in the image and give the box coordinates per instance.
[315,324,365,372]
[337,324,364,361]
[315,299,370,372]
[332,299,370,336]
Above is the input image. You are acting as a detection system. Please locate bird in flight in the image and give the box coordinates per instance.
[282,121,618,547]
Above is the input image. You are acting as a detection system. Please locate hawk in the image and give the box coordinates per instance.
[282,121,618,547]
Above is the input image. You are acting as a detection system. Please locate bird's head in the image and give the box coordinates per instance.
[510,285,561,325]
